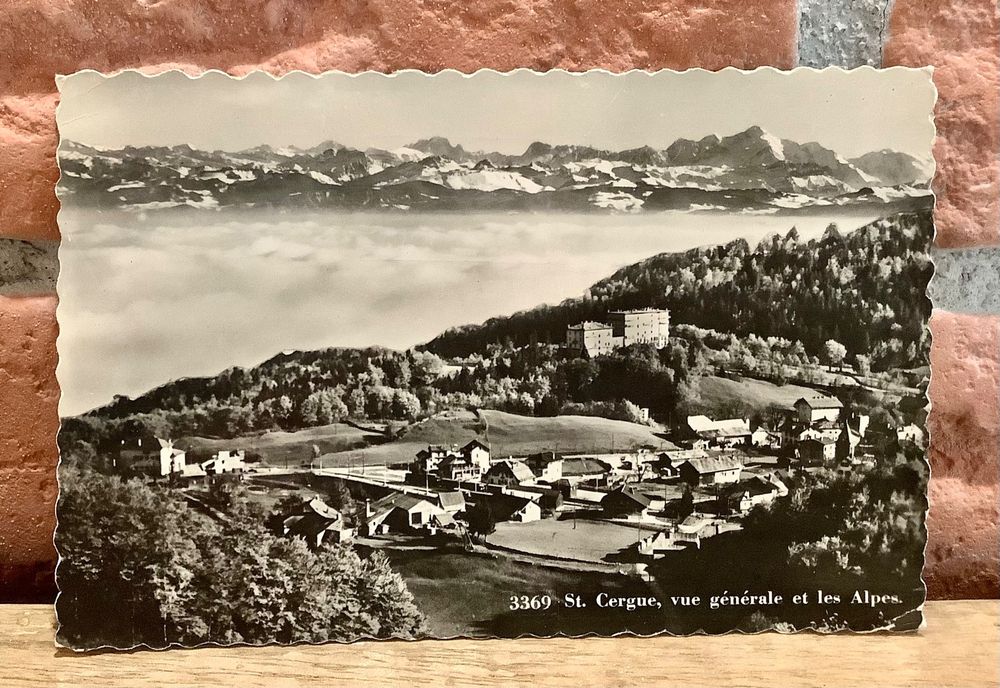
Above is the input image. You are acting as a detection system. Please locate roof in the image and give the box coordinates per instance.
[687,415,751,438]
[436,491,466,509]
[487,460,535,482]
[484,494,538,519]
[561,457,611,476]
[462,439,490,452]
[608,308,669,315]
[721,477,778,498]
[603,486,651,508]
[305,498,340,519]
[567,321,614,331]
[801,436,837,446]
[370,492,435,516]
[795,395,844,410]
[680,456,743,475]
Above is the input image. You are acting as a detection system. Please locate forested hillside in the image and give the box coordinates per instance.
[60,212,931,461]
[424,212,933,370]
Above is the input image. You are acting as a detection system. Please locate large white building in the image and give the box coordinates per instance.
[566,308,670,356]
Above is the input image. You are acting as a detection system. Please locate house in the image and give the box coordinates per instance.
[461,440,492,472]
[601,485,652,518]
[364,493,449,535]
[677,456,743,486]
[436,491,466,514]
[201,449,246,475]
[751,426,782,449]
[798,437,838,466]
[794,395,844,424]
[897,423,926,446]
[484,494,543,523]
[483,459,536,487]
[686,415,752,448]
[280,497,354,548]
[438,454,483,482]
[524,451,565,483]
[413,445,453,474]
[412,439,491,477]
[560,456,613,484]
[719,477,785,514]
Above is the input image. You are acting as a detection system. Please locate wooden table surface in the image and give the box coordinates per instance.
[2,601,997,687]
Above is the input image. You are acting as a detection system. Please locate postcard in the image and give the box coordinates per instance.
[54,68,934,649]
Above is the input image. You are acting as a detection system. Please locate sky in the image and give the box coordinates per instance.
[57,68,936,159]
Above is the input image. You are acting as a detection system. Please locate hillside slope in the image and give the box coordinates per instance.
[424,212,933,369]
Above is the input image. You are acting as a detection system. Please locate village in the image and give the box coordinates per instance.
[119,384,925,575]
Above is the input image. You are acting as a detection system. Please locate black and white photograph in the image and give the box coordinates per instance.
[55,68,934,649]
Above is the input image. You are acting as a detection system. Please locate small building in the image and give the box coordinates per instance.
[365,493,448,535]
[678,456,743,487]
[798,437,838,466]
[201,449,246,475]
[719,477,784,514]
[280,497,354,548]
[897,423,926,446]
[485,494,543,523]
[483,459,536,487]
[794,395,844,424]
[601,485,652,518]
[686,415,752,449]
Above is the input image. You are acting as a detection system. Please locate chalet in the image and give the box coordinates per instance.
[794,395,844,424]
[678,456,742,487]
[461,440,492,471]
[436,491,466,514]
[560,456,613,485]
[524,451,565,483]
[413,445,453,474]
[280,497,353,548]
[601,486,652,518]
[483,459,535,487]
[118,437,189,477]
[686,415,752,449]
[201,449,246,475]
[798,437,837,466]
[438,455,483,482]
[413,439,491,477]
[365,493,449,535]
[485,494,543,523]
[719,477,786,514]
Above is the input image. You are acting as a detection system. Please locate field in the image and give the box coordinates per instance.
[697,375,817,413]
[179,422,382,467]
[373,548,672,638]
[489,518,654,563]
[316,409,676,467]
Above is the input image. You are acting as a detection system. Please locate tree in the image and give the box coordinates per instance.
[822,339,847,371]
[464,501,496,539]
[677,486,694,520]
[57,466,426,649]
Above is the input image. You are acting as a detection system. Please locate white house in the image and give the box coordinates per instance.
[794,395,844,424]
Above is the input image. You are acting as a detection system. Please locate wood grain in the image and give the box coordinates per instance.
[1,601,997,687]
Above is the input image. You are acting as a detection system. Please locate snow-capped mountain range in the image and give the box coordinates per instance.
[58,126,934,214]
